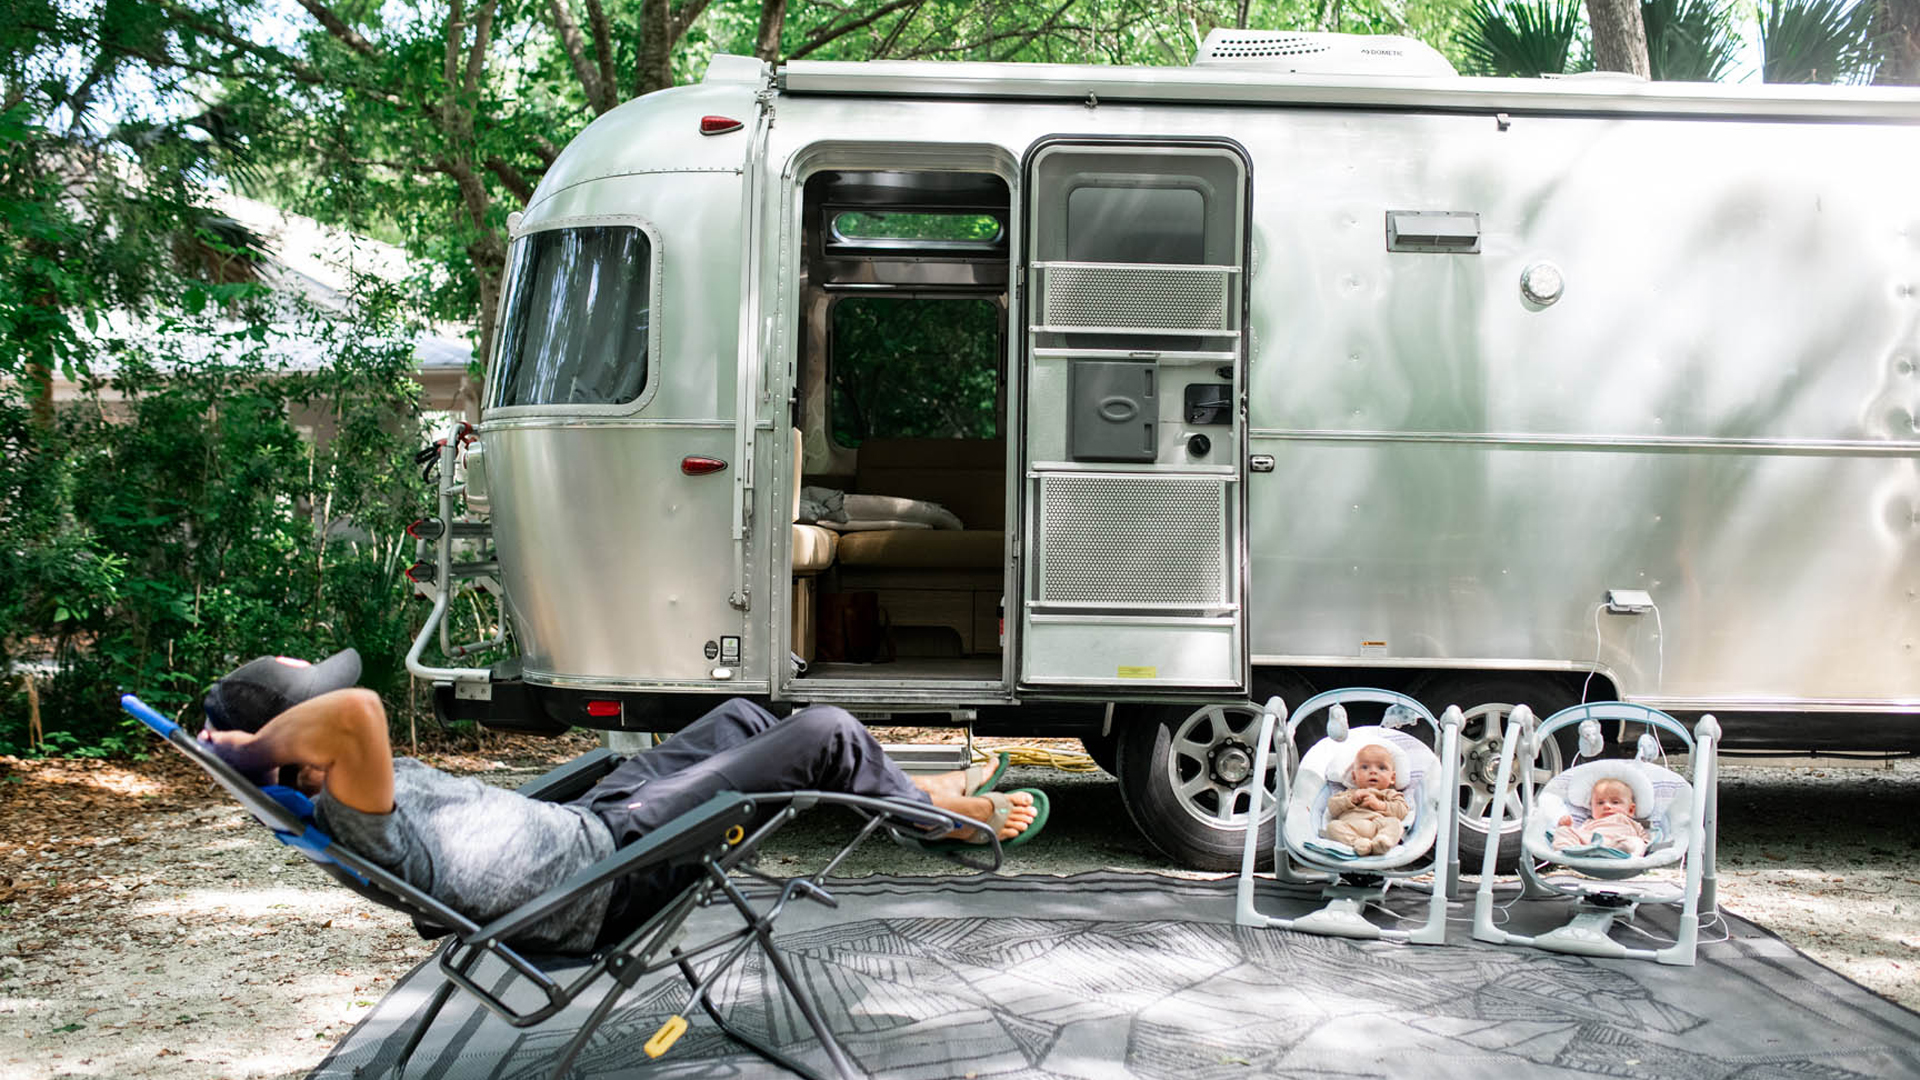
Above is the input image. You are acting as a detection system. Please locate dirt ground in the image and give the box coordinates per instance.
[1,733,1915,1080]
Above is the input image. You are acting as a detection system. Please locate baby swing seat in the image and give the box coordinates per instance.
[1523,758,1693,879]
[121,693,997,1080]
[1236,688,1464,944]
[1472,701,1719,966]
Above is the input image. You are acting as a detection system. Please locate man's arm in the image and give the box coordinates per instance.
[200,688,395,814]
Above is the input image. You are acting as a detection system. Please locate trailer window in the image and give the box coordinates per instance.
[830,297,1000,447]
[1065,186,1205,264]
[831,211,1004,247]
[491,226,652,409]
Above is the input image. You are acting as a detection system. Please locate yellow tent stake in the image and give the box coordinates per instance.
[645,1015,688,1058]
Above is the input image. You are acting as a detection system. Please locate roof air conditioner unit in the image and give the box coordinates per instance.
[1193,30,1458,77]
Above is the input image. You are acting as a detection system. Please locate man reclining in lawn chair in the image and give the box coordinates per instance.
[194,650,1045,955]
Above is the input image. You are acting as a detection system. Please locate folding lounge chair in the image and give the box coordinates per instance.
[121,694,998,1080]
[1235,688,1465,944]
[1471,701,1720,966]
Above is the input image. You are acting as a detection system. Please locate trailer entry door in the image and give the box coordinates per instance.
[1018,141,1249,692]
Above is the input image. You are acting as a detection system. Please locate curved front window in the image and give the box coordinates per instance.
[492,226,652,409]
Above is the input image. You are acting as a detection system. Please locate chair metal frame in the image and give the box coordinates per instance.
[1234,689,1464,944]
[122,694,997,1080]
[1470,700,1720,966]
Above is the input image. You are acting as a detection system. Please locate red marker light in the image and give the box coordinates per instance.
[586,700,622,718]
[699,115,743,136]
[681,456,728,475]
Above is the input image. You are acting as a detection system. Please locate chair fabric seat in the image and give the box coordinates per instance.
[834,529,1004,569]
[793,524,837,573]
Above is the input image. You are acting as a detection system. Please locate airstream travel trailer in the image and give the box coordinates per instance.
[411,30,1920,869]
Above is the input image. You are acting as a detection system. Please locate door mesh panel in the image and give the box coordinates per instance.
[1038,474,1226,605]
[1039,264,1232,332]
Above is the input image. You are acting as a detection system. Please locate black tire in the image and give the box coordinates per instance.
[1114,701,1280,871]
[1079,730,1119,776]
[1413,674,1579,874]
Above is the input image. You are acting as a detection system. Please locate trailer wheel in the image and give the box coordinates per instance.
[1114,702,1279,870]
[1417,676,1577,874]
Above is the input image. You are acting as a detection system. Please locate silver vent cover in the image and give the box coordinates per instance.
[1038,474,1227,607]
[1193,30,1457,77]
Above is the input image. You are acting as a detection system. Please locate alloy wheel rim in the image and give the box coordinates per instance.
[1165,702,1279,830]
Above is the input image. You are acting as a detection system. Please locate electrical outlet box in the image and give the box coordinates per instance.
[1606,589,1654,614]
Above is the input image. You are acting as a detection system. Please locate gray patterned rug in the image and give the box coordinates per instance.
[312,871,1920,1079]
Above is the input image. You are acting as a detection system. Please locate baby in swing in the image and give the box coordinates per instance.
[1551,776,1650,857]
[1323,743,1412,855]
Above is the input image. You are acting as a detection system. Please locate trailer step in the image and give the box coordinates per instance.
[880,742,971,773]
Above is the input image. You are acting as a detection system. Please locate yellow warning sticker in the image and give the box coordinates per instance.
[1117,665,1158,679]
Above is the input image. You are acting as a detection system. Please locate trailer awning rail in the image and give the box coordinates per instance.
[778,60,1920,122]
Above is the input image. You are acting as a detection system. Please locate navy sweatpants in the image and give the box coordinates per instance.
[568,698,933,941]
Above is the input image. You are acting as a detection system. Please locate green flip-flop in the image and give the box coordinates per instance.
[963,751,1012,796]
[924,788,1050,852]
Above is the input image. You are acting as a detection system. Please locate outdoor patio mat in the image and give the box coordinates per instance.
[312,870,1920,1079]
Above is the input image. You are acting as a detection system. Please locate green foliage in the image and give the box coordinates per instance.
[0,289,431,756]
[1454,0,1586,75]
[0,11,447,757]
[830,297,1001,446]
[832,211,1005,243]
[1761,0,1882,81]
[1644,0,1742,80]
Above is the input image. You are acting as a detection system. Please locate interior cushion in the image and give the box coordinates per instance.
[854,438,1006,529]
[835,529,1005,569]
[792,524,837,573]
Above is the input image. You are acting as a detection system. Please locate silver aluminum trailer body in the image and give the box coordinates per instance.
[451,48,1920,867]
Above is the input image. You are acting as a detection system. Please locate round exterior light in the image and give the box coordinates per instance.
[1521,261,1565,306]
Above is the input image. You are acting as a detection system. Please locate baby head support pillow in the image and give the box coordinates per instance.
[1559,759,1657,820]
[1331,735,1413,791]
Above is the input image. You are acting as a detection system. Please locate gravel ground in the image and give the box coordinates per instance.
[2,746,1915,1080]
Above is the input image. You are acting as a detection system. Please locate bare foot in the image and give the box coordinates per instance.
[927,789,1038,842]
[912,768,971,801]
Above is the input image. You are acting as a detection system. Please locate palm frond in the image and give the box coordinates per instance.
[1455,0,1584,77]
[1643,0,1742,80]
[1761,0,1880,82]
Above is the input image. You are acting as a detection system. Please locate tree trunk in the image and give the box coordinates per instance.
[1883,0,1920,84]
[27,281,56,430]
[547,0,614,112]
[754,0,786,61]
[27,362,53,430]
[636,0,674,96]
[472,239,505,380]
[1586,0,1651,76]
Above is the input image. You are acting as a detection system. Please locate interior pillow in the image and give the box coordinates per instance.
[818,519,934,533]
[841,493,964,530]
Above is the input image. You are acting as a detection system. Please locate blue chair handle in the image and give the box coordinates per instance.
[121,694,182,739]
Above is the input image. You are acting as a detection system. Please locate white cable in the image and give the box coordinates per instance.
[1581,602,1604,703]
[1651,602,1665,691]
[1584,600,1665,701]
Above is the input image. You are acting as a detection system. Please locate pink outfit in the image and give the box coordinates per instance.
[1551,812,1649,857]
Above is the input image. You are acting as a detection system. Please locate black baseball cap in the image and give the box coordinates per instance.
[202,649,363,733]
